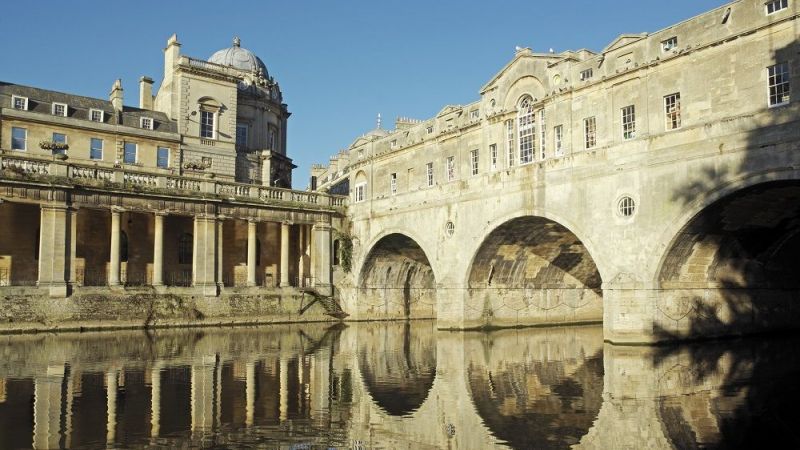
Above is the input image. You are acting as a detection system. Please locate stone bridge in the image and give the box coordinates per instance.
[318,3,800,343]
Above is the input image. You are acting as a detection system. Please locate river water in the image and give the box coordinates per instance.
[0,321,798,449]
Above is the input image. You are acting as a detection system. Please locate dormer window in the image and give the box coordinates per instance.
[89,109,104,122]
[140,117,153,130]
[11,95,27,111]
[766,0,788,14]
[661,36,678,52]
[52,102,67,117]
[580,69,593,81]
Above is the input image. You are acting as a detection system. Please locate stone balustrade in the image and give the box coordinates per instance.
[0,152,348,209]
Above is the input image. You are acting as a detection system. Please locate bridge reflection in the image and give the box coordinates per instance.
[0,323,796,448]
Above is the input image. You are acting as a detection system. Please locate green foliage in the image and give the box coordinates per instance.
[336,231,353,273]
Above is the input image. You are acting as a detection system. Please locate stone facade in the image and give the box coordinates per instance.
[313,0,800,342]
[0,35,347,330]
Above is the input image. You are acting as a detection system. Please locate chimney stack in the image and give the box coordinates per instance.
[139,76,154,110]
[110,79,123,122]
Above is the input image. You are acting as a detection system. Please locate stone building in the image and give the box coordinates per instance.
[0,35,345,326]
[311,0,800,343]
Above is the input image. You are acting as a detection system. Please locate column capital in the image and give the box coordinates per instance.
[312,222,332,231]
[110,206,125,215]
[194,213,217,221]
[154,211,169,217]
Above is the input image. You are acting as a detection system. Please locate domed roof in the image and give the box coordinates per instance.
[208,37,268,76]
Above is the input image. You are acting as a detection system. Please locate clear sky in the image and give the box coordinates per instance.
[0,0,726,188]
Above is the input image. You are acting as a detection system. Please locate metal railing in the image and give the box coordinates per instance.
[0,152,348,209]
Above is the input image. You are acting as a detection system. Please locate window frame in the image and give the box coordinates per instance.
[664,93,682,130]
[767,62,791,107]
[52,132,68,155]
[140,117,154,130]
[123,142,138,164]
[539,109,546,160]
[490,143,498,171]
[236,124,248,149]
[579,69,593,81]
[89,109,104,123]
[426,162,434,187]
[446,155,456,181]
[90,138,103,160]
[470,149,479,175]
[554,125,564,157]
[517,97,536,165]
[766,0,789,15]
[157,147,170,168]
[11,127,27,151]
[661,36,678,53]
[199,110,216,139]
[584,116,597,149]
[426,125,434,135]
[52,102,68,117]
[622,105,636,140]
[11,95,27,111]
[469,109,480,120]
[505,119,515,167]
[354,182,367,203]
[390,173,397,196]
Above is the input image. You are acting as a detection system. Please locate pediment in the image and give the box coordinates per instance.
[436,105,462,118]
[602,34,647,54]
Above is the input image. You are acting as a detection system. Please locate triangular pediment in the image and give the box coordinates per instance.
[480,49,534,94]
[602,33,648,54]
[436,105,462,118]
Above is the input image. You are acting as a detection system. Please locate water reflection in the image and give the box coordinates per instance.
[0,323,798,448]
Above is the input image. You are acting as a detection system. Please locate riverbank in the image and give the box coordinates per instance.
[0,287,339,334]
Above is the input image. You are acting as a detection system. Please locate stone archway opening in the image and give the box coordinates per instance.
[0,201,40,286]
[467,216,603,327]
[656,181,800,338]
[359,234,436,320]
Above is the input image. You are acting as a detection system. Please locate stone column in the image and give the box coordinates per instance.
[216,218,224,289]
[38,204,70,297]
[193,214,218,297]
[297,225,305,287]
[67,208,78,289]
[280,223,290,287]
[152,213,165,286]
[247,220,257,287]
[311,222,332,295]
[108,208,122,287]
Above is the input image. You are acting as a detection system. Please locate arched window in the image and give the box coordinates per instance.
[517,96,536,164]
[354,171,368,203]
[178,233,193,264]
[120,231,129,262]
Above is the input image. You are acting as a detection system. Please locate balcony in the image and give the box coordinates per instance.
[0,151,348,210]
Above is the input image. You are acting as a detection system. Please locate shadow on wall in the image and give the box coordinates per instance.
[655,38,800,342]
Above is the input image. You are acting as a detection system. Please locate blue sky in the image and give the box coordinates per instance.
[0,0,726,188]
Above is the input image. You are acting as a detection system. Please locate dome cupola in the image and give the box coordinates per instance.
[208,37,268,77]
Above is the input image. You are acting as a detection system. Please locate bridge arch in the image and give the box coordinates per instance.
[357,231,437,319]
[653,170,800,338]
[462,211,605,327]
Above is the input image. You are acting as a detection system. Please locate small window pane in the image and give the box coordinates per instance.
[11,127,27,150]
[768,62,791,107]
[200,111,215,138]
[157,147,170,168]
[123,142,137,164]
[90,138,103,160]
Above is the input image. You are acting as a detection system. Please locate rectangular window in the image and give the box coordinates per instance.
[518,108,535,164]
[90,138,103,160]
[157,147,170,168]
[123,142,137,164]
[446,156,456,181]
[622,105,636,140]
[200,110,215,138]
[236,124,248,149]
[426,125,434,135]
[505,119,515,167]
[664,93,682,130]
[554,125,564,157]
[661,36,678,52]
[470,109,480,120]
[766,0,789,14]
[426,162,434,187]
[391,139,398,149]
[11,95,27,110]
[584,117,597,149]
[140,117,153,130]
[470,149,479,175]
[11,127,26,150]
[390,173,397,195]
[52,132,67,155]
[90,109,104,122]
[580,69,593,81]
[52,103,67,117]
[768,62,791,107]
[354,182,366,202]
[490,144,498,170]
[539,109,546,160]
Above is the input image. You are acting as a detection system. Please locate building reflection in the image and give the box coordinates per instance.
[0,323,797,448]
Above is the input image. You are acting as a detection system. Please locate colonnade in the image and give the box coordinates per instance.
[32,202,332,297]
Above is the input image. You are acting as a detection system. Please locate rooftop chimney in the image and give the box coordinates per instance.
[139,76,154,110]
[110,79,123,122]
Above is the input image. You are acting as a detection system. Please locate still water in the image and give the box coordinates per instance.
[0,322,797,449]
